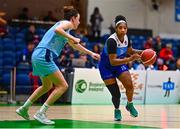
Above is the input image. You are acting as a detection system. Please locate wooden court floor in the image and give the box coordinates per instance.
[0,105,179,128]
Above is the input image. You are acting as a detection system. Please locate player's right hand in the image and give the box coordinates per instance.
[129,53,141,62]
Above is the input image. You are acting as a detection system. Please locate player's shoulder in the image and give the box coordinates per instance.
[60,20,71,24]
[107,33,117,42]
[108,33,116,39]
[55,20,72,31]
[58,20,72,27]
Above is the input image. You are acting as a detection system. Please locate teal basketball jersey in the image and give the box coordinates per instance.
[36,20,70,57]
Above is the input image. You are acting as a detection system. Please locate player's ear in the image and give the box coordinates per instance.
[71,16,76,22]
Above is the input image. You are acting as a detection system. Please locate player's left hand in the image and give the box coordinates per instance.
[91,53,100,61]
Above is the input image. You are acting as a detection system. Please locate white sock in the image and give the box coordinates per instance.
[22,99,32,109]
[39,103,49,113]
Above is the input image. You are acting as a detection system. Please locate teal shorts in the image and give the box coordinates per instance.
[31,48,59,77]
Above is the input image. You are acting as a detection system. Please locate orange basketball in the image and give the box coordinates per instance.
[141,49,157,66]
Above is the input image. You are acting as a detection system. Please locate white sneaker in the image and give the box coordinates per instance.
[33,111,55,125]
[16,107,30,120]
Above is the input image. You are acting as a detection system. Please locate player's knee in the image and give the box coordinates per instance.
[63,83,68,91]
[125,84,134,92]
[57,82,68,91]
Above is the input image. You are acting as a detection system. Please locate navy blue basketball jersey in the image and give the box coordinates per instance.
[100,33,130,67]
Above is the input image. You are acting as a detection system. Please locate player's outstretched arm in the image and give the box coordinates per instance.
[68,40,100,60]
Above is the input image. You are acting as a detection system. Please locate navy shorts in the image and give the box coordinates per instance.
[99,62,128,80]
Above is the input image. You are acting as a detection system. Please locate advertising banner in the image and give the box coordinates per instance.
[72,68,111,104]
[71,69,146,104]
[145,71,180,104]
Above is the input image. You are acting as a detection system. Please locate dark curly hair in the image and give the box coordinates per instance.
[63,6,79,20]
[114,15,127,26]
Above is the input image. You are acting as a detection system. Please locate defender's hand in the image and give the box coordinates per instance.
[91,53,100,61]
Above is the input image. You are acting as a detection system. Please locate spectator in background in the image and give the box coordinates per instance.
[144,37,153,49]
[29,72,39,93]
[43,11,57,22]
[153,35,164,55]
[0,11,8,37]
[168,57,180,71]
[159,43,174,63]
[20,41,36,65]
[25,25,39,43]
[90,7,103,39]
[108,24,115,34]
[58,54,69,68]
[18,7,30,20]
[62,52,75,72]
[72,28,89,43]
[79,54,91,68]
[154,57,164,70]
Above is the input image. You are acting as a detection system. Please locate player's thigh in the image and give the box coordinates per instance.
[47,70,68,87]
[99,64,116,85]
[117,71,133,89]
[103,78,117,86]
[40,76,53,89]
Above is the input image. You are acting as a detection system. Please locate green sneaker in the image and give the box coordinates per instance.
[126,102,138,117]
[114,109,122,121]
[16,107,30,120]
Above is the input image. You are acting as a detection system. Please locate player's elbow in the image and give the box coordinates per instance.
[54,28,59,34]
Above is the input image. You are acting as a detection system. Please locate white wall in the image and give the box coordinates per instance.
[87,0,180,36]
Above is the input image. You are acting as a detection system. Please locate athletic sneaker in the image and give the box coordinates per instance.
[114,109,122,121]
[126,102,138,117]
[16,107,30,120]
[33,111,55,125]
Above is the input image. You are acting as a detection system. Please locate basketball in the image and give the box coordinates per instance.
[141,49,157,66]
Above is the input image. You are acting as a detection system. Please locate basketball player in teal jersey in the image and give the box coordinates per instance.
[98,15,142,121]
[16,6,100,125]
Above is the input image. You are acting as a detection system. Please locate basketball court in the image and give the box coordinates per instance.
[0,104,179,128]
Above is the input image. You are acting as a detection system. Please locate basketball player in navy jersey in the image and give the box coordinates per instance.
[98,15,143,121]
